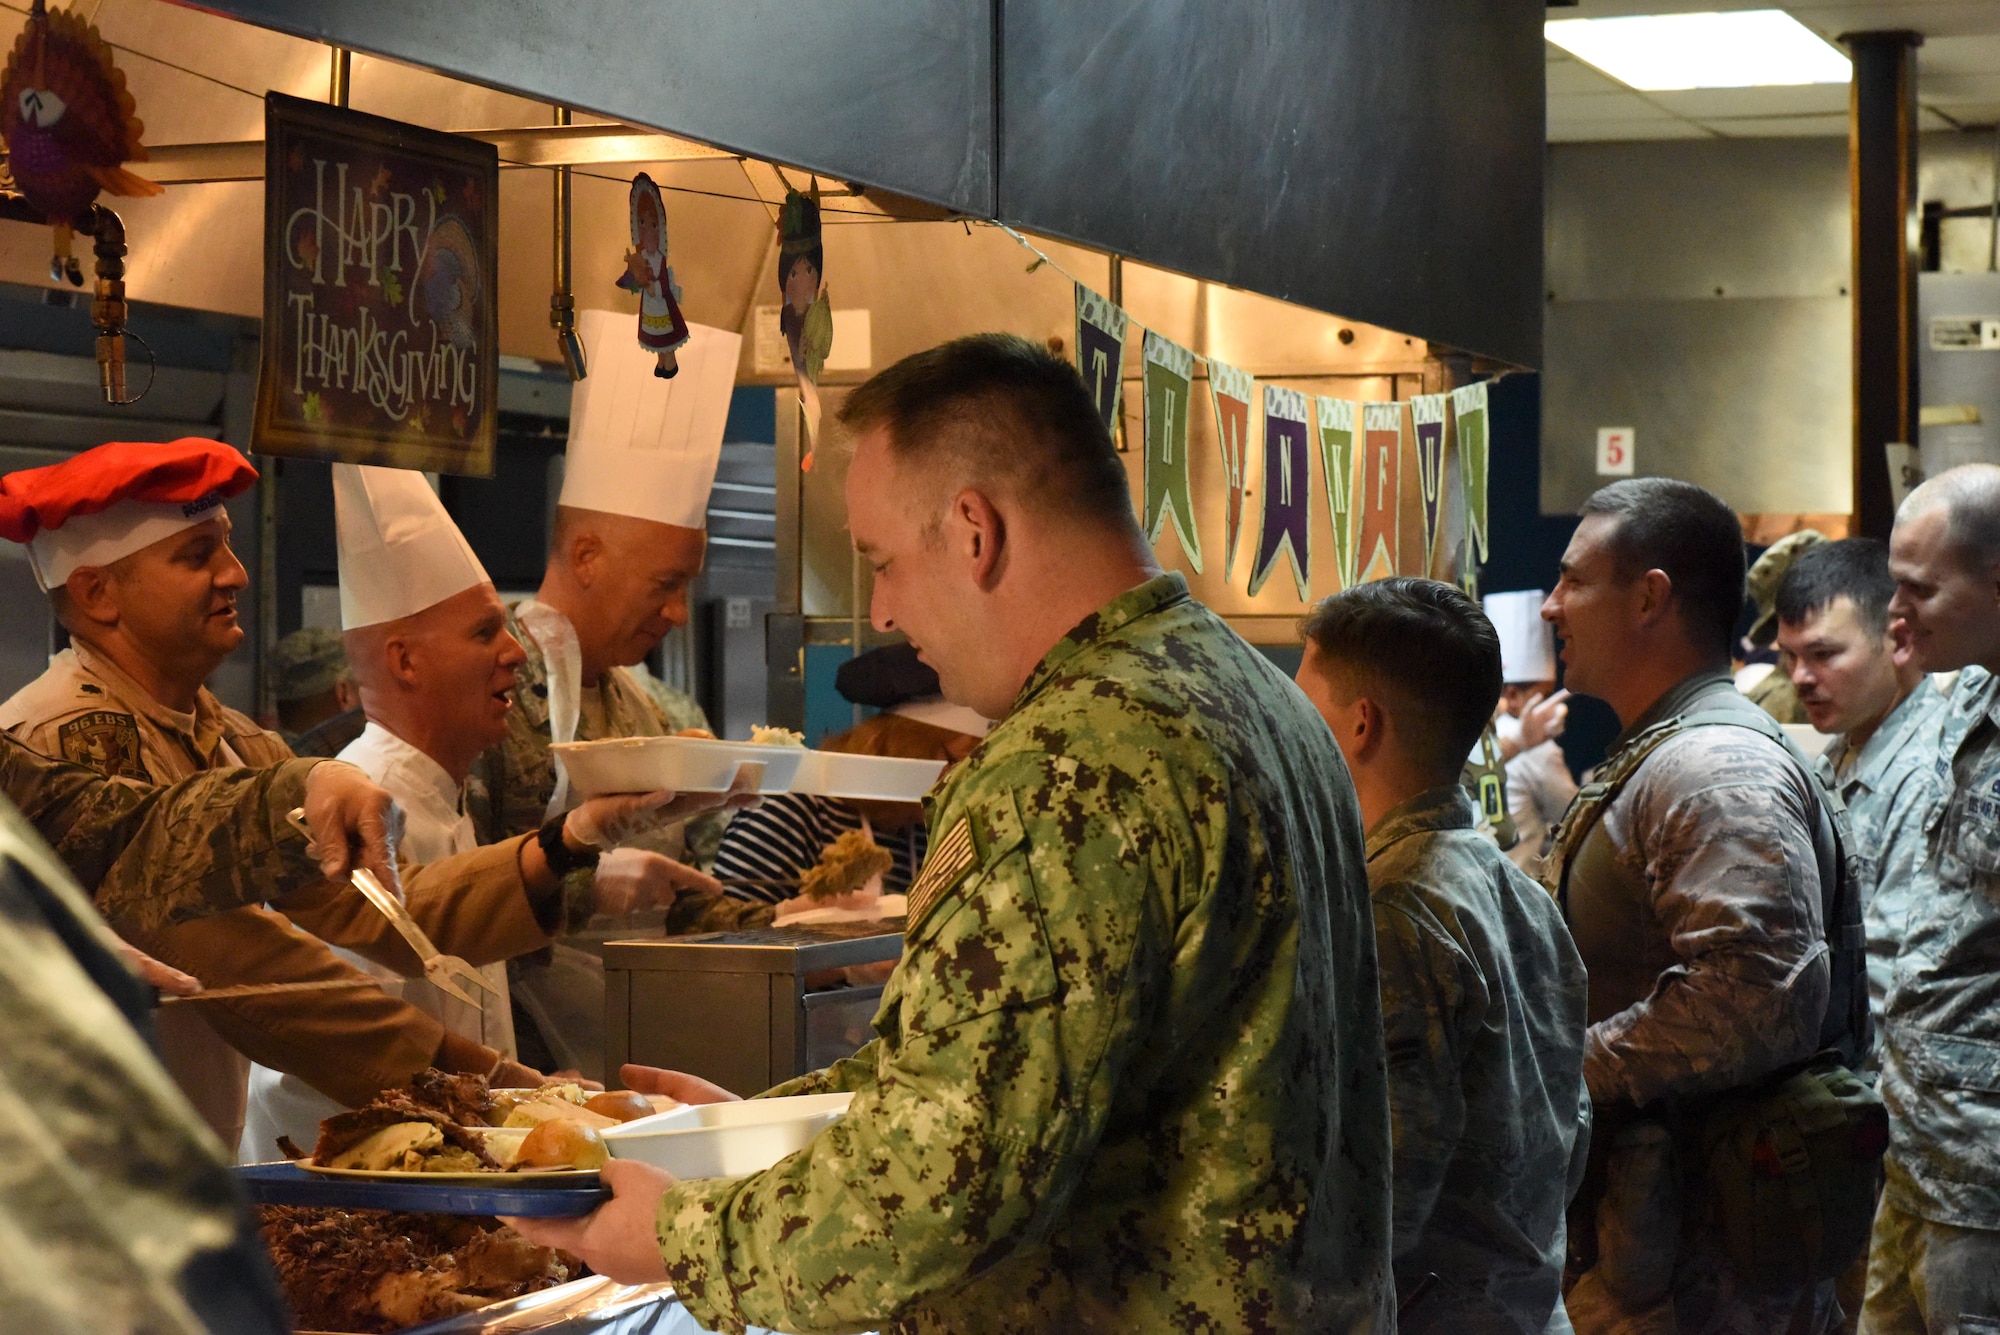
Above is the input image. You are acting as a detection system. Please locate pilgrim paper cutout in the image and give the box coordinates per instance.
[617,172,690,380]
[1075,284,1128,438]
[1141,330,1201,571]
[1250,386,1312,600]
[1412,392,1449,577]
[1208,360,1255,579]
[1452,380,1492,563]
[1357,401,1404,582]
[1316,397,1358,589]
[778,188,832,469]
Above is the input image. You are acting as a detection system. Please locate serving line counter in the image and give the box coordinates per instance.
[605,921,904,1097]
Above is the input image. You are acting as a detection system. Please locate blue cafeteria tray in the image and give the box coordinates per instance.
[235,1160,611,1217]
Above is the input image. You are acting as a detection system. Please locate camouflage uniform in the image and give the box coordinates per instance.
[1551,672,1841,1335]
[1,642,555,1151]
[1368,784,1590,1335]
[651,574,1394,1335]
[1863,668,2000,1335]
[1815,680,1949,1013]
[0,783,301,1335]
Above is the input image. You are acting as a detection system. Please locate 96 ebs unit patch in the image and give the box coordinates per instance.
[58,710,149,781]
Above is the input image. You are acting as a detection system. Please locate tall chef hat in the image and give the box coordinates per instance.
[1482,589,1556,685]
[334,464,490,630]
[559,307,741,529]
[0,437,257,592]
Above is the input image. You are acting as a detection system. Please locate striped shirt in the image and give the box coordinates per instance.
[712,793,927,904]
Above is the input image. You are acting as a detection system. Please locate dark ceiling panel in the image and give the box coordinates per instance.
[197,0,995,215]
[998,0,1546,367]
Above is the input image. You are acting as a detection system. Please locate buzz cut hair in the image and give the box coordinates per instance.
[836,333,1141,537]
[1776,538,1895,639]
[1902,463,2000,575]
[1299,577,1503,777]
[1579,477,1745,658]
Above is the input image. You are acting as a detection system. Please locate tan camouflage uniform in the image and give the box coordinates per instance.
[1863,667,2000,1334]
[1368,784,1590,1335]
[1552,672,1840,1335]
[0,642,556,1149]
[650,574,1394,1335]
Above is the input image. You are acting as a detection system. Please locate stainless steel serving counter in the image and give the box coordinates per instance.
[604,921,903,1097]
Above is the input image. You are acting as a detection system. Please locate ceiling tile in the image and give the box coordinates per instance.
[1647,85,1851,118]
[1549,90,1683,124]
[1704,113,1853,136]
[1547,55,1632,96]
[1549,119,1716,142]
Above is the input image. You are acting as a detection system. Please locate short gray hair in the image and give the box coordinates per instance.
[1900,463,2000,573]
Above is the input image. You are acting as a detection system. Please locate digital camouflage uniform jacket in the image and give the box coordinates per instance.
[0,761,327,1335]
[1880,667,2000,1229]
[652,574,1395,1335]
[1815,679,1949,1012]
[1366,785,1589,1335]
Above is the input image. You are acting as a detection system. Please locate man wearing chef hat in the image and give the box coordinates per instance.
[1483,588,1580,874]
[473,307,741,1079]
[0,437,690,1156]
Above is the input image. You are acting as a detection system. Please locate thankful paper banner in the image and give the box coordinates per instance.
[1250,386,1312,600]
[1074,284,1129,437]
[1412,393,1449,577]
[1209,360,1255,579]
[1357,401,1403,582]
[1316,397,1358,589]
[1451,380,1492,563]
[1141,331,1202,571]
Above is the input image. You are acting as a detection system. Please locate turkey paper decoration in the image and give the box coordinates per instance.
[0,0,162,286]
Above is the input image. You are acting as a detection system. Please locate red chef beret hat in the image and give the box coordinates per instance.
[0,437,258,591]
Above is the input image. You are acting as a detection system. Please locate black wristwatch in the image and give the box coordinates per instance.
[537,816,601,878]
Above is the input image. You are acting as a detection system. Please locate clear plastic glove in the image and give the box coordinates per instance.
[592,847,723,916]
[301,760,405,896]
[1520,688,1572,749]
[562,765,764,849]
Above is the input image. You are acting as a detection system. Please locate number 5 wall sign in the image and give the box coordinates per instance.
[1596,426,1635,477]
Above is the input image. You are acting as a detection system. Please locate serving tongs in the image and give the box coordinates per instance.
[286,808,496,1011]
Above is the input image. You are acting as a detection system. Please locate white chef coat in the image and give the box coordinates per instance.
[1494,711,1579,875]
[239,722,514,1160]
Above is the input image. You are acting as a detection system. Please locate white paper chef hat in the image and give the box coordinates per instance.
[334,464,491,630]
[559,308,741,529]
[1483,589,1555,684]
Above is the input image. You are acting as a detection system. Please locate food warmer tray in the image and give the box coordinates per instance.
[235,1160,610,1217]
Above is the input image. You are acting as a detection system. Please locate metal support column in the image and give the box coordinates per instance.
[1845,30,1922,540]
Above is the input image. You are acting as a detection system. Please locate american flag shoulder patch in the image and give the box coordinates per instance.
[905,816,978,931]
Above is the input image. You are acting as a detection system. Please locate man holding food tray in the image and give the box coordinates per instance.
[0,438,734,1159]
[513,335,1395,1334]
[473,310,761,1079]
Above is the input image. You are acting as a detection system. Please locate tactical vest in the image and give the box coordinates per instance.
[1542,700,1870,1071]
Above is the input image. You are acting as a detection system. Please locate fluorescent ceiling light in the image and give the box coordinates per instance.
[1545,10,1851,91]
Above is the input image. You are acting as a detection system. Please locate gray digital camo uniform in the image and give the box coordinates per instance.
[652,574,1395,1335]
[0,739,330,1333]
[1553,672,1839,1335]
[1367,784,1590,1335]
[1815,680,1949,1013]
[1878,666,2000,1235]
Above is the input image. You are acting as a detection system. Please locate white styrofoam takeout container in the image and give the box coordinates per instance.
[788,751,946,803]
[602,1092,853,1179]
[550,736,807,798]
